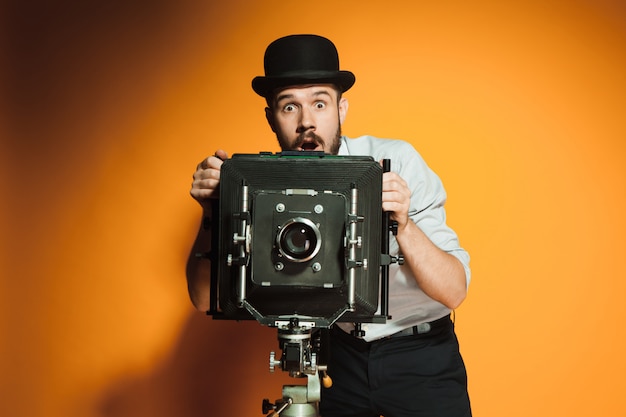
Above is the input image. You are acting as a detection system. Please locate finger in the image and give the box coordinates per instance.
[215,149,229,161]
[193,167,219,182]
[193,164,221,182]
[192,177,220,192]
[198,157,210,170]
[382,171,407,186]
[197,154,225,171]
[191,177,221,200]
[190,186,219,202]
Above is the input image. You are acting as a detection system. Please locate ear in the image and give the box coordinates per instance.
[338,97,349,125]
[265,107,277,132]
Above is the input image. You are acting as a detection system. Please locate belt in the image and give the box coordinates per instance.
[332,315,453,352]
[385,315,452,339]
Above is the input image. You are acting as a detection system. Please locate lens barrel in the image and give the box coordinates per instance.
[276,217,321,262]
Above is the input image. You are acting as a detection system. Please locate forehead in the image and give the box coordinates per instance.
[272,84,338,103]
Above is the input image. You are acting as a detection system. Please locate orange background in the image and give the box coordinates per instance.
[4,1,626,416]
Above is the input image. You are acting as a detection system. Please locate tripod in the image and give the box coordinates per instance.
[262,318,330,417]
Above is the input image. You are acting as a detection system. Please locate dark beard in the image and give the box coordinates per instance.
[277,125,342,155]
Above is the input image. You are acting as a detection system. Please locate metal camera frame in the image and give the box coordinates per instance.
[205,152,402,417]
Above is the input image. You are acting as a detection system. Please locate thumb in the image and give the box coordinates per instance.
[215,149,229,161]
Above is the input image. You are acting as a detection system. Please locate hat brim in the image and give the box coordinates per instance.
[252,70,355,98]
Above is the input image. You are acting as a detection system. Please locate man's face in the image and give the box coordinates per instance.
[266,84,348,155]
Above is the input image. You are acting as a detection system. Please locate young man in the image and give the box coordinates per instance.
[187,34,472,417]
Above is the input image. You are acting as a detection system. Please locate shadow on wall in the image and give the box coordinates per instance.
[97,313,294,417]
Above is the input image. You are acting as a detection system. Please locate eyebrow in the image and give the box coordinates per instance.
[275,89,334,105]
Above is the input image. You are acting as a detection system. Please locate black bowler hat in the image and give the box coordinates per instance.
[252,34,356,98]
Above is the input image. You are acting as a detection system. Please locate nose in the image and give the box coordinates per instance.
[297,106,315,133]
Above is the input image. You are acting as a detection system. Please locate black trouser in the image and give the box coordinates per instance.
[320,317,472,417]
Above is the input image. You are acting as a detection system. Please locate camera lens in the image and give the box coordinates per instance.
[277,217,321,262]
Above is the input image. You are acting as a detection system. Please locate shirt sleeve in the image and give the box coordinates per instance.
[393,142,472,287]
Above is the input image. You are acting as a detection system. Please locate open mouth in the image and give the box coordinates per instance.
[300,142,319,151]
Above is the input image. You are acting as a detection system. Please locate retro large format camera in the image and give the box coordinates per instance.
[206,152,399,417]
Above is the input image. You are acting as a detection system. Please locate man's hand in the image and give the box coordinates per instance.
[190,150,229,209]
[381,170,411,231]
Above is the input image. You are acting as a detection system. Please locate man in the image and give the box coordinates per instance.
[187,34,472,417]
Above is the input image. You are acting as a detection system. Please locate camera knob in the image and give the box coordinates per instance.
[322,370,333,388]
[262,399,275,414]
[390,220,399,235]
[269,351,281,372]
